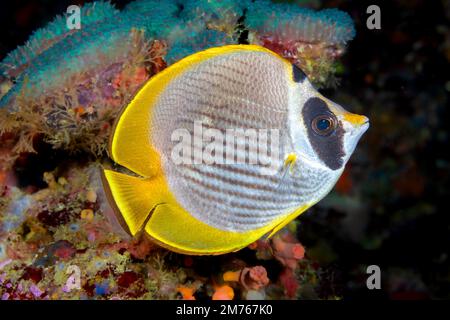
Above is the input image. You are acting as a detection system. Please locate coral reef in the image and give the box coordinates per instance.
[0,0,358,300]
[0,0,354,168]
[0,162,338,300]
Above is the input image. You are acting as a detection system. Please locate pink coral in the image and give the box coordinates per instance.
[223,265,270,291]
[279,268,299,299]
[271,234,305,270]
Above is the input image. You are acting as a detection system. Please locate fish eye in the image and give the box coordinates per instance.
[311,114,336,136]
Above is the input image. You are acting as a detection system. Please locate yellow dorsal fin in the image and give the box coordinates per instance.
[106,44,299,254]
[109,45,285,178]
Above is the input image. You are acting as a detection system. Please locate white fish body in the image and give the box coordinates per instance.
[102,45,369,255]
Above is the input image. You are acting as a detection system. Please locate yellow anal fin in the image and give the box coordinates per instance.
[266,204,310,239]
[144,202,290,255]
[102,168,310,253]
[102,169,164,236]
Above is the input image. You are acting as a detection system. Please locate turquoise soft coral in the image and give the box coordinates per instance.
[0,0,355,167]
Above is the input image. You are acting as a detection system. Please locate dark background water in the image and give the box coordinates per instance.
[0,0,448,299]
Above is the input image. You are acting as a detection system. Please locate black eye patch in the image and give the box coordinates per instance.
[302,97,345,170]
[292,64,307,83]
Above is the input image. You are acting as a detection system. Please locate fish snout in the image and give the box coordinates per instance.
[342,113,370,136]
[343,113,369,128]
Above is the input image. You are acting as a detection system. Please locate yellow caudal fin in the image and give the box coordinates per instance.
[101,169,165,236]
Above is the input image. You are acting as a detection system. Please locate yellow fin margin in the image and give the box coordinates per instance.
[144,179,310,255]
[103,167,310,255]
[266,205,309,239]
[109,44,290,178]
[106,44,302,255]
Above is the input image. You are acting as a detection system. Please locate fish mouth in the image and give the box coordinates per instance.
[346,116,369,136]
[348,117,369,140]
[343,119,369,158]
[352,115,370,133]
[360,119,370,133]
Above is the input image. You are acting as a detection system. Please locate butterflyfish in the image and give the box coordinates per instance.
[101,45,369,255]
